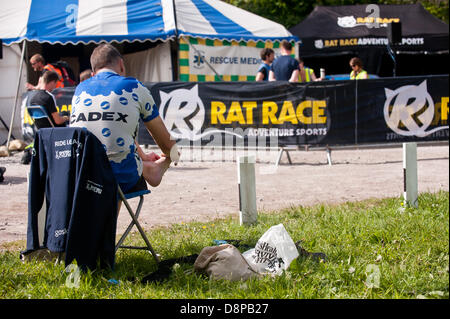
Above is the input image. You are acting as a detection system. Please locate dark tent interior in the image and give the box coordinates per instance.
[289,4,449,78]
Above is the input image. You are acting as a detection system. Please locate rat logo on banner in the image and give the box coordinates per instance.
[384,80,448,137]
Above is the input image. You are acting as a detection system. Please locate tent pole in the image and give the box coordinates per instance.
[172,0,180,81]
[6,41,26,152]
[386,43,397,77]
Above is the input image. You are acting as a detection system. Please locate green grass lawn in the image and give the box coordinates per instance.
[0,191,448,299]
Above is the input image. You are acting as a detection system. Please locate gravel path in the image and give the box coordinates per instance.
[0,143,448,245]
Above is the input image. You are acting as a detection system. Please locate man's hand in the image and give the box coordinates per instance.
[26,82,36,90]
[142,151,161,162]
[160,144,180,166]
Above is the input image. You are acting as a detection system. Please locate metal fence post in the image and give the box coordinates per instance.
[403,142,418,208]
[238,155,257,225]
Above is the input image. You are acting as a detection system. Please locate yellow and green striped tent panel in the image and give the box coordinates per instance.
[178,37,295,82]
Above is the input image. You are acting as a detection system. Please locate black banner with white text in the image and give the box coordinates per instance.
[33,75,448,147]
[139,75,448,146]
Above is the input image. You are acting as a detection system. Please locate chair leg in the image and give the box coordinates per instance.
[116,189,160,263]
[115,195,144,252]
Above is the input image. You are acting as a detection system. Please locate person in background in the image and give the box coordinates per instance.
[79,69,92,82]
[297,58,322,82]
[269,40,299,82]
[27,71,69,128]
[26,54,65,90]
[255,48,275,81]
[349,57,369,80]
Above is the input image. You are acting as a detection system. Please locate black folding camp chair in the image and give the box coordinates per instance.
[115,186,160,264]
[26,126,159,263]
[26,105,54,129]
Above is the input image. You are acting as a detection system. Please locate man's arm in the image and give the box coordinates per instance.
[26,83,37,90]
[289,69,299,82]
[311,71,319,81]
[255,71,265,82]
[26,77,44,91]
[143,116,176,159]
[269,70,276,81]
[46,90,67,125]
[51,112,69,125]
[46,92,68,125]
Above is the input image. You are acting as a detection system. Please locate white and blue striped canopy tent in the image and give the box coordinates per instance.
[0,0,298,144]
[1,0,297,45]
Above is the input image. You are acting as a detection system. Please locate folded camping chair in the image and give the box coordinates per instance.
[115,187,160,264]
[26,105,54,129]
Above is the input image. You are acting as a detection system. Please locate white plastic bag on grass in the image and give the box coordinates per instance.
[243,224,299,275]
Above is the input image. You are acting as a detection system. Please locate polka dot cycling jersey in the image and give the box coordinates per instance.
[70,71,159,192]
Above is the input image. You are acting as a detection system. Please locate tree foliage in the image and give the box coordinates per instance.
[224,0,449,29]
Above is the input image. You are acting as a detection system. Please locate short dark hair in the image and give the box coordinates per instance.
[260,48,274,61]
[42,71,60,84]
[281,40,292,51]
[90,44,123,73]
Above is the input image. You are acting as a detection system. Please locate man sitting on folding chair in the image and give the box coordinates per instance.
[27,71,70,129]
[70,43,177,199]
[70,44,179,262]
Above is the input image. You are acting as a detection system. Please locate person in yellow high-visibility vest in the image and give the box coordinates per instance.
[298,58,322,82]
[349,57,369,80]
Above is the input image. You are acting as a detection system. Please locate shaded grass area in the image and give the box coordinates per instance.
[0,191,448,299]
